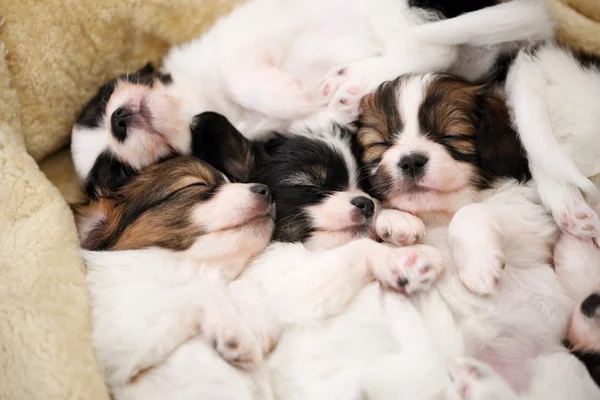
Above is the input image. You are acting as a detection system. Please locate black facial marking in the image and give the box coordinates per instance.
[408,0,498,19]
[75,62,172,129]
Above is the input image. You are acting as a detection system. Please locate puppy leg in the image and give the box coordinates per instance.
[318,44,458,113]
[87,262,261,386]
[449,204,505,296]
[448,358,520,400]
[375,208,426,246]
[267,239,443,325]
[535,171,600,239]
[225,61,314,120]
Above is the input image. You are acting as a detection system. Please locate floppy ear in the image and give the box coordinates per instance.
[85,152,137,198]
[189,112,260,182]
[71,198,113,250]
[476,91,530,182]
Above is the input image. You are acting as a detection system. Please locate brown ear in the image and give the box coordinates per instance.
[476,90,530,183]
[71,198,113,250]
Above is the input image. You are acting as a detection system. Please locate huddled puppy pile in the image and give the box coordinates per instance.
[69,0,600,399]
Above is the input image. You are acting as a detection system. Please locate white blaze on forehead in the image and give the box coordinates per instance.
[71,123,110,180]
[396,74,434,145]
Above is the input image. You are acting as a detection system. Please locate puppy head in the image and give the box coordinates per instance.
[357,74,529,217]
[71,63,194,197]
[191,112,378,250]
[72,156,275,277]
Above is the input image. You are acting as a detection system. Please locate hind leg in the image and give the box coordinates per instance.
[225,60,315,120]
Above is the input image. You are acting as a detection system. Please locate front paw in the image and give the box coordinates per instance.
[448,358,518,400]
[376,209,425,246]
[203,309,263,366]
[455,246,505,296]
[372,244,444,294]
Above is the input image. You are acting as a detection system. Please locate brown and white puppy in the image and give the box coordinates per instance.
[352,73,574,394]
[73,155,275,279]
[358,73,530,224]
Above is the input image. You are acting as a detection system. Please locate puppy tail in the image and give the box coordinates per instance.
[412,0,555,47]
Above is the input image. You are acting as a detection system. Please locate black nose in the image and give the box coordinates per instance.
[581,293,600,318]
[350,196,375,219]
[398,153,428,178]
[250,184,272,203]
[110,107,132,142]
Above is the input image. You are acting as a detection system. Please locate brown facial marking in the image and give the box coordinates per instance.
[418,75,481,163]
[72,157,225,251]
[358,77,405,166]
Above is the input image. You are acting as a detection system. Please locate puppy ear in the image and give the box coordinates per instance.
[85,152,137,198]
[71,198,113,250]
[476,91,530,182]
[190,112,259,182]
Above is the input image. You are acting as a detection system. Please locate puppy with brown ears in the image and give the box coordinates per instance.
[353,73,589,395]
[74,156,279,400]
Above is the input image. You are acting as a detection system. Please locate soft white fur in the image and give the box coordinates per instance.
[505,42,600,239]
[83,181,599,400]
[71,0,554,182]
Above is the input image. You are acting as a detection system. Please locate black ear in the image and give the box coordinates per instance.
[85,151,137,198]
[476,92,530,183]
[189,112,259,182]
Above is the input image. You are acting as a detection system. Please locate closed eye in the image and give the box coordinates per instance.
[366,142,390,149]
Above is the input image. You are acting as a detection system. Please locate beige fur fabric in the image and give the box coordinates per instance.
[0,1,242,399]
[0,0,599,399]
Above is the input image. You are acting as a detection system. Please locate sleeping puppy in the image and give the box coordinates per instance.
[77,133,445,399]
[75,156,278,399]
[353,73,580,393]
[71,0,554,195]
[504,42,600,241]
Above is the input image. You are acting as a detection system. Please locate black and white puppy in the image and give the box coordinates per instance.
[190,112,424,250]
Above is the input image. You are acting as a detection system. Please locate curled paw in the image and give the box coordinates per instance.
[372,245,444,295]
[448,358,517,400]
[555,200,600,239]
[204,310,263,366]
[376,209,425,246]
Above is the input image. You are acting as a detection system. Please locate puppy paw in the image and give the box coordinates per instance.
[554,199,600,239]
[376,209,425,246]
[448,358,517,400]
[203,309,263,366]
[319,66,366,119]
[457,249,504,296]
[372,245,444,294]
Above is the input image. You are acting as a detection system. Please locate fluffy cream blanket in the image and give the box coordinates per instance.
[0,0,598,398]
